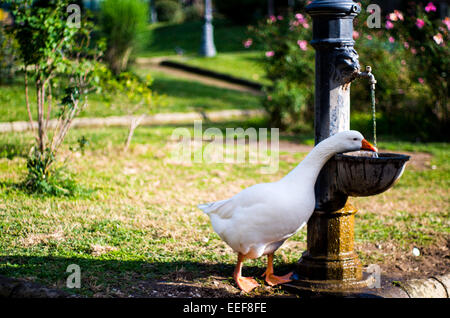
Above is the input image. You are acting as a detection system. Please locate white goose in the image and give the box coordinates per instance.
[198,130,377,292]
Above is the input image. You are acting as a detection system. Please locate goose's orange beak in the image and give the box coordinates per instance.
[361,139,378,152]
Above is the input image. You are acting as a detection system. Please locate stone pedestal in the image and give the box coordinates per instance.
[290,203,375,292]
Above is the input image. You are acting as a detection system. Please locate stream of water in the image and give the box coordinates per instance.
[370,86,377,148]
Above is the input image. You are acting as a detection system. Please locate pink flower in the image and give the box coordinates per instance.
[388,13,398,22]
[366,35,373,40]
[386,20,394,29]
[443,17,450,31]
[302,22,310,29]
[295,13,305,23]
[403,42,410,49]
[297,40,308,51]
[388,10,404,22]
[353,31,359,39]
[401,60,406,65]
[269,15,277,23]
[433,33,444,45]
[277,15,283,21]
[394,10,404,21]
[243,38,253,48]
[411,47,417,55]
[418,78,425,84]
[425,2,436,13]
[416,18,425,29]
[265,51,275,57]
[389,36,395,43]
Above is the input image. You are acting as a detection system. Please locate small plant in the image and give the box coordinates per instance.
[77,135,89,155]
[24,152,88,197]
[7,0,104,195]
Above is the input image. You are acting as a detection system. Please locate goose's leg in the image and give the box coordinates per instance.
[233,253,259,293]
[262,253,293,286]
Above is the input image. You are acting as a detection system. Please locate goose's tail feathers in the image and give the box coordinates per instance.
[197,199,230,215]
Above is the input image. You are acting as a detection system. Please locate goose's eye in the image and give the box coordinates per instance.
[353,138,358,141]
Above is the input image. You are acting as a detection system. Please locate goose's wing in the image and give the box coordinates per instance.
[197,183,278,219]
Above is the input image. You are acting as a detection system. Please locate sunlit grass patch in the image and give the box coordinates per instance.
[0,124,448,296]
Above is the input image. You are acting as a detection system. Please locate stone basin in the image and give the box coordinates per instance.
[334,152,410,197]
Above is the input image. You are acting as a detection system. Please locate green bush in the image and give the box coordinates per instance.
[183,3,203,22]
[0,10,17,83]
[155,0,184,23]
[100,0,148,75]
[250,12,315,130]
[0,26,17,84]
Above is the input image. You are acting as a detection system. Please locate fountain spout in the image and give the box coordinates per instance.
[357,66,377,91]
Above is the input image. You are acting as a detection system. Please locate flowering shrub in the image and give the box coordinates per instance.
[249,12,315,130]
[381,2,449,137]
[250,1,449,139]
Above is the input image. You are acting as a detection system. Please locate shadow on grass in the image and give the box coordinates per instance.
[0,255,295,297]
[0,142,30,160]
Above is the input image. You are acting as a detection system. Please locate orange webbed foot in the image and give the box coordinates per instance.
[263,271,293,287]
[235,276,259,293]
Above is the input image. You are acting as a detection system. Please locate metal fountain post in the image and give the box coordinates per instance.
[290,0,374,292]
[200,0,217,57]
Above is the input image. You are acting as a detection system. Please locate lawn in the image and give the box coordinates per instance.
[0,121,448,297]
[0,71,261,123]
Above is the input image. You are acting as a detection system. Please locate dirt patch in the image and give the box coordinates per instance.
[399,151,434,171]
[19,228,65,248]
[358,236,450,283]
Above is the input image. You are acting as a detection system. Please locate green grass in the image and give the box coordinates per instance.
[139,69,262,113]
[0,122,448,296]
[167,51,269,85]
[0,71,262,123]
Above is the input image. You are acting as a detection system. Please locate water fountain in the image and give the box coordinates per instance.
[286,0,410,294]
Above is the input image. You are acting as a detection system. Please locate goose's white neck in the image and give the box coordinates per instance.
[281,138,338,185]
